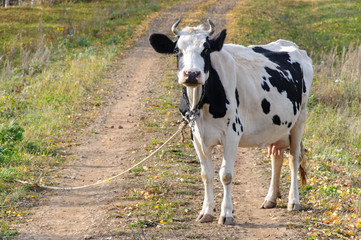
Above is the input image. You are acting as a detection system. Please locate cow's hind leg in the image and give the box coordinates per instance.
[218,141,238,225]
[288,110,307,211]
[193,139,215,223]
[261,152,283,209]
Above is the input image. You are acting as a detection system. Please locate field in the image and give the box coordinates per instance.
[0,0,182,237]
[228,0,361,238]
[1,0,361,239]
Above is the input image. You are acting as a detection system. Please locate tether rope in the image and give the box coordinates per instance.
[15,120,188,190]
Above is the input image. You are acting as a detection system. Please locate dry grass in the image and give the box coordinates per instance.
[312,44,361,108]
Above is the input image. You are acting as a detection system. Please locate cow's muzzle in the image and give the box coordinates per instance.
[183,71,201,87]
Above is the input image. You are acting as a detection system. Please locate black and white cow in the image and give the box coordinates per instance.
[149,19,313,225]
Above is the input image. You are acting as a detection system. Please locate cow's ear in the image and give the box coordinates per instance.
[149,34,176,54]
[209,29,227,52]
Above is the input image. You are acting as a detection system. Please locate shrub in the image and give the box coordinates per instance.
[0,121,24,165]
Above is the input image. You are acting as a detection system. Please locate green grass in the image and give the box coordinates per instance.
[229,0,361,238]
[229,0,361,53]
[0,0,181,238]
[120,142,198,232]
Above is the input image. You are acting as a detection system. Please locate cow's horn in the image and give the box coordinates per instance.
[171,19,181,35]
[207,19,215,36]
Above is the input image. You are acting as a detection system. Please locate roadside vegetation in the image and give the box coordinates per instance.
[1,0,360,239]
[0,0,181,237]
[227,0,361,238]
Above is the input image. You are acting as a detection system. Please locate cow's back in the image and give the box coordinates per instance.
[223,40,312,89]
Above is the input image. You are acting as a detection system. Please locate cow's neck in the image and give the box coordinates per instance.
[186,85,203,111]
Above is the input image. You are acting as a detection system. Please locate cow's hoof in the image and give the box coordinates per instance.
[196,213,214,223]
[218,216,235,225]
[261,200,277,209]
[287,203,300,211]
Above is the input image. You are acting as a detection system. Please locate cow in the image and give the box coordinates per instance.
[149,19,313,225]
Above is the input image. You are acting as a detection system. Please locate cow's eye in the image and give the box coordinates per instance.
[174,47,180,54]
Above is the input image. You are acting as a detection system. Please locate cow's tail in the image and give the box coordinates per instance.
[298,142,307,186]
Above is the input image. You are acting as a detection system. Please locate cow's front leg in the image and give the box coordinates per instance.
[218,142,238,225]
[193,139,215,223]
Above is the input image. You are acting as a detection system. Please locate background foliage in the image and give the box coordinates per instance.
[0,0,180,237]
[1,0,360,239]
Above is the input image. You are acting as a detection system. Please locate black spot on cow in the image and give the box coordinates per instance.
[201,42,212,74]
[232,122,236,132]
[265,66,302,115]
[272,115,281,125]
[303,80,307,93]
[261,98,271,114]
[227,118,230,127]
[200,30,227,74]
[253,47,304,115]
[281,121,289,126]
[235,89,240,107]
[179,86,190,117]
[240,124,243,132]
[235,116,240,125]
[288,122,292,128]
[199,65,229,118]
[261,80,270,92]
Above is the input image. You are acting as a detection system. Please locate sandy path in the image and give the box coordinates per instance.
[14,0,303,239]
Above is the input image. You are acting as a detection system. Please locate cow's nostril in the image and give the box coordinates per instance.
[184,71,200,78]
[188,72,196,78]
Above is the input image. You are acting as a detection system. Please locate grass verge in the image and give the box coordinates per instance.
[0,0,181,238]
[228,0,361,238]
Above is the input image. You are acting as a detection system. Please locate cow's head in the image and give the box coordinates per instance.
[149,19,227,88]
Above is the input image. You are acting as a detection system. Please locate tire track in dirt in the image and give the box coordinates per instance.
[14,0,304,239]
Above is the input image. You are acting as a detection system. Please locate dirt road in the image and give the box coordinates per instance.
[14,0,304,239]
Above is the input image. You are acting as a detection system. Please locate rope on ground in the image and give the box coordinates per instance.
[15,120,189,190]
